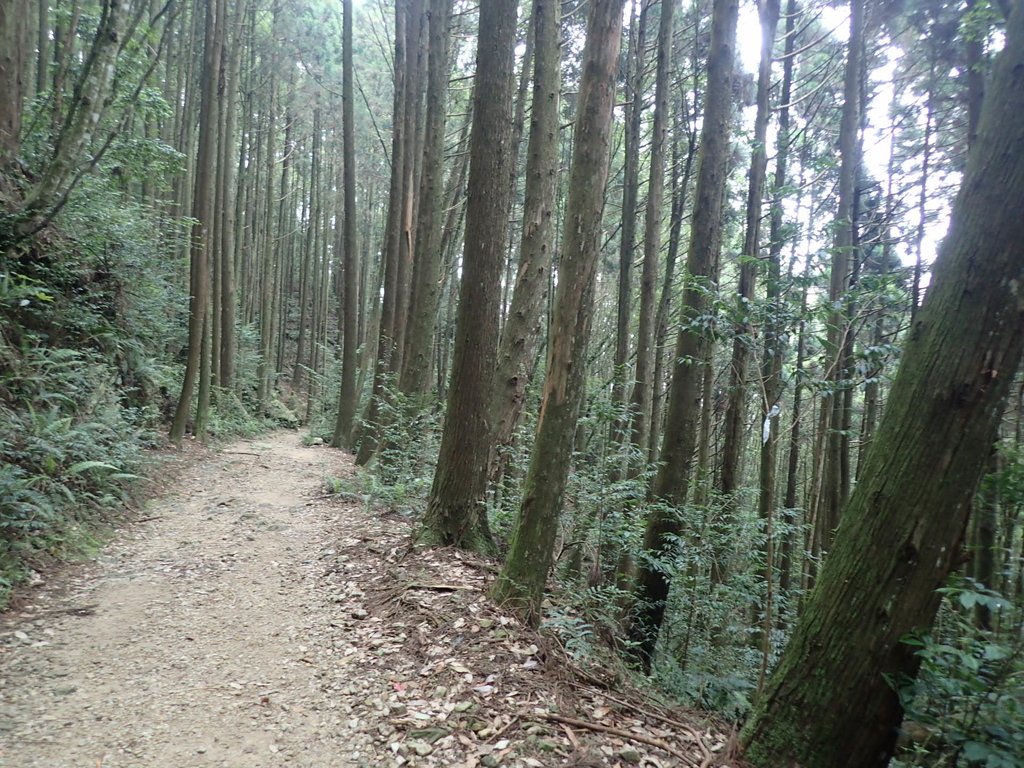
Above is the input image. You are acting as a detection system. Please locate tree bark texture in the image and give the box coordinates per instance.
[423,0,519,550]
[487,0,561,484]
[332,0,361,449]
[628,0,739,671]
[741,11,1024,763]
[400,0,453,399]
[490,0,624,621]
[0,0,28,160]
[171,0,223,443]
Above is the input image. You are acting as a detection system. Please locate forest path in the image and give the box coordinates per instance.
[1,430,727,768]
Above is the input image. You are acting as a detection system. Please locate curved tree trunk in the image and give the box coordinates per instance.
[741,12,1024,763]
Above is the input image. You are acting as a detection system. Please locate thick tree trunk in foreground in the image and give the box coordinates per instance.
[423,0,518,550]
[490,0,623,621]
[627,0,739,671]
[741,11,1024,764]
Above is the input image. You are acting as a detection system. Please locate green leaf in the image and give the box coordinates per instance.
[962,741,990,762]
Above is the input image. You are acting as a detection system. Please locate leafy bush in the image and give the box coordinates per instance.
[894,581,1024,768]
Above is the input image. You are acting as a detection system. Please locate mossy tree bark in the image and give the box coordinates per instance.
[741,10,1024,763]
[486,0,561,485]
[626,0,739,672]
[423,0,518,550]
[490,0,624,622]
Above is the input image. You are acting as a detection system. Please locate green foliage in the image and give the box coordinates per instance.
[0,365,150,605]
[0,142,190,605]
[331,376,444,517]
[894,579,1024,768]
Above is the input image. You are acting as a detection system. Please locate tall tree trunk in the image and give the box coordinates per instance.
[755,0,794,683]
[393,0,426,377]
[627,0,739,671]
[741,13,1024,763]
[650,85,698,465]
[719,0,780,497]
[356,1,408,464]
[293,127,316,393]
[486,0,561,484]
[423,0,519,550]
[399,0,454,398]
[171,0,223,443]
[817,0,863,548]
[490,0,624,621]
[610,1,648,443]
[331,0,361,449]
[218,0,244,391]
[629,0,675,470]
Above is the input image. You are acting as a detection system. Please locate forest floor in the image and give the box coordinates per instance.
[0,430,733,768]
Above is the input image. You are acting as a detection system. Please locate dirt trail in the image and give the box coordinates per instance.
[0,431,728,768]
[0,431,378,767]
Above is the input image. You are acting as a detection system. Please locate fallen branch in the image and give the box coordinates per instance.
[568,681,711,758]
[406,583,478,592]
[221,451,261,456]
[537,712,700,767]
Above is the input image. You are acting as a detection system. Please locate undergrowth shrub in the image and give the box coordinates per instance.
[325,376,444,516]
[894,580,1024,768]
[0,165,182,604]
